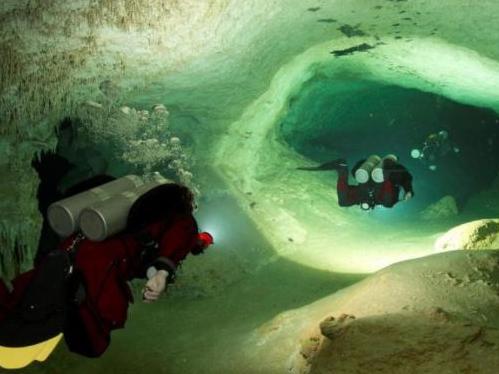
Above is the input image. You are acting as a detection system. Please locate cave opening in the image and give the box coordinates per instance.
[280,77,499,217]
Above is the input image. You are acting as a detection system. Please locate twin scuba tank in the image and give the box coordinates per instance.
[353,154,398,210]
[354,154,398,184]
[47,174,172,241]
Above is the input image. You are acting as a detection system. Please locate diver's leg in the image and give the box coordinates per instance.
[377,182,398,208]
[336,166,359,207]
[0,279,9,321]
[0,254,71,348]
[34,220,62,266]
[7,270,36,309]
[297,158,347,171]
[297,159,359,206]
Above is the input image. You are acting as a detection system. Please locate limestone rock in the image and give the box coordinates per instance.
[299,335,321,363]
[258,251,499,374]
[308,311,499,374]
[435,219,499,250]
[319,314,356,340]
[420,195,458,220]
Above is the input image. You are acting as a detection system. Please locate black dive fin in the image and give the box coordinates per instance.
[297,159,347,171]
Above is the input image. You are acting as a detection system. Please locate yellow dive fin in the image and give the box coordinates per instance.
[0,333,63,369]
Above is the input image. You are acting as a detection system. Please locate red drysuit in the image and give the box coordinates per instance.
[0,212,201,357]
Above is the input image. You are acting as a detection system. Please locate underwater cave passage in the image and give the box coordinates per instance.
[279,78,499,216]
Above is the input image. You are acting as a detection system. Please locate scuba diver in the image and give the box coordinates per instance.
[411,130,460,171]
[298,154,414,210]
[0,175,214,369]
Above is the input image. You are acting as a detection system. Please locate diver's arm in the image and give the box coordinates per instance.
[153,215,198,281]
[390,164,414,198]
[400,170,414,199]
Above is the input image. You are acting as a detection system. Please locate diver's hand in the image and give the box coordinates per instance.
[143,270,168,303]
[404,191,413,201]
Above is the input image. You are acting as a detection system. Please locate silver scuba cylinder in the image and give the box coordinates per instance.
[354,155,381,184]
[47,175,144,238]
[371,154,398,183]
[79,176,172,241]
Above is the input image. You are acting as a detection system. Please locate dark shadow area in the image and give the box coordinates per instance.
[31,118,116,263]
[280,78,499,214]
[31,118,75,264]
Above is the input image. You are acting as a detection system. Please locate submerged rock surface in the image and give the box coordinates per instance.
[420,195,459,220]
[435,219,499,250]
[250,250,499,373]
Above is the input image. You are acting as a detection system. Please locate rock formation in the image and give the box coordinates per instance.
[251,250,499,373]
[435,219,499,250]
[420,195,459,220]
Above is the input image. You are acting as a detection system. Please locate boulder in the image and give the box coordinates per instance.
[308,310,499,374]
[435,219,499,250]
[251,251,499,373]
[420,195,458,220]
